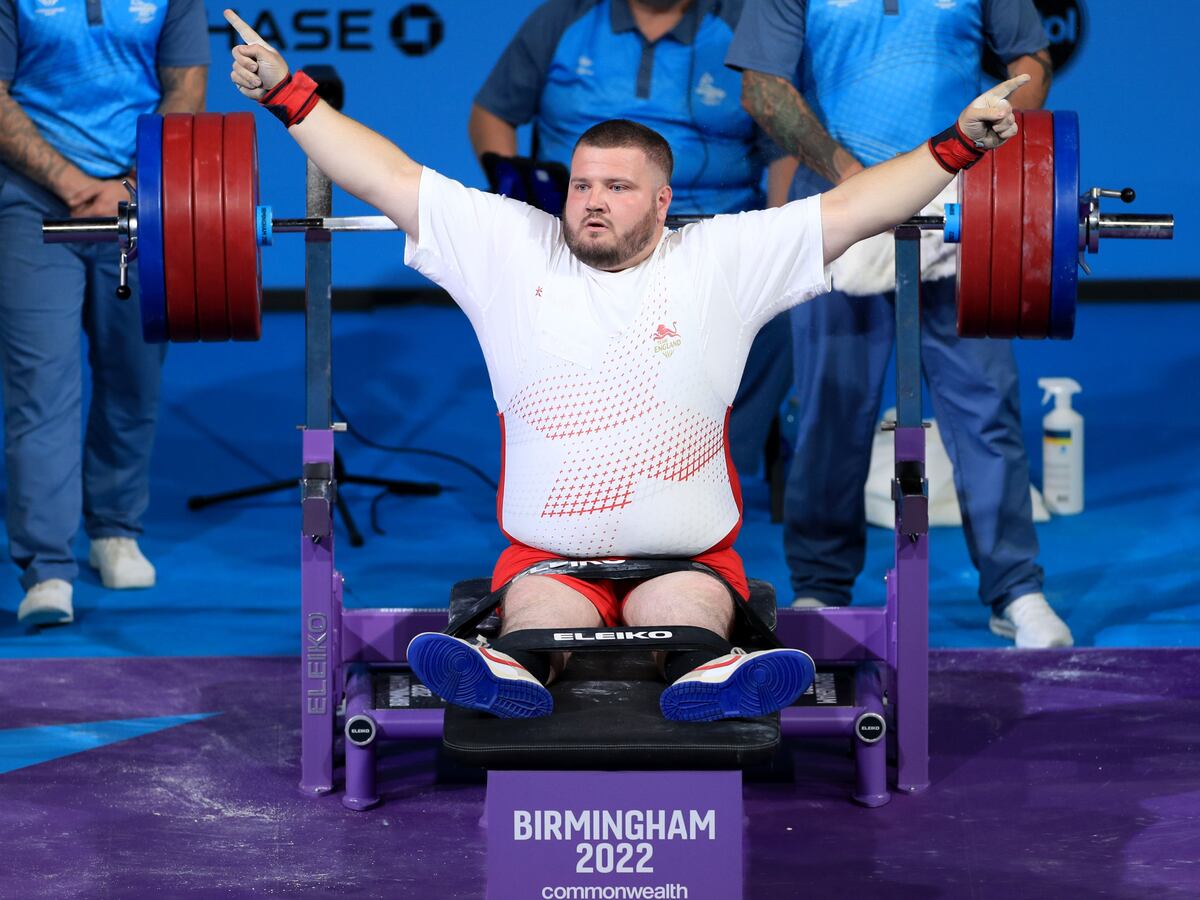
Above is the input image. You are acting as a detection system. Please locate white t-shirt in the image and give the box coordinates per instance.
[405,168,830,559]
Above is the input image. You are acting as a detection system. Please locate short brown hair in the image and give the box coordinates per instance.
[574,119,674,182]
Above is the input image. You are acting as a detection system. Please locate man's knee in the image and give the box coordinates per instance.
[622,572,735,634]
[501,575,602,632]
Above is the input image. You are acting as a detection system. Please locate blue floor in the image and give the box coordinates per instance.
[1,299,1197,658]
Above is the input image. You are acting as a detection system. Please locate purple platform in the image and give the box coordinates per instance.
[2,650,1197,899]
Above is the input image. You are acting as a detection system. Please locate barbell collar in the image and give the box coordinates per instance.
[1089,186,1135,204]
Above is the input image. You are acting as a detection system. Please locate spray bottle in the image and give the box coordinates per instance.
[1038,378,1084,515]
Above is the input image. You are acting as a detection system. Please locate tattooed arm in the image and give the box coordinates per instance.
[1005,48,1052,109]
[0,63,204,215]
[0,81,98,208]
[740,70,864,186]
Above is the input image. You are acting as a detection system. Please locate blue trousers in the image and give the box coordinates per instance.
[783,277,1043,612]
[729,311,793,480]
[0,172,166,589]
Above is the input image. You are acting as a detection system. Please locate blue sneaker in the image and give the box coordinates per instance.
[659,647,815,722]
[406,633,553,718]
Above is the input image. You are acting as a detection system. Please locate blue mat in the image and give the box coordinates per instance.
[1,298,1197,658]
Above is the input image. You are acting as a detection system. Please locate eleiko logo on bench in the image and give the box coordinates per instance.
[553,630,675,642]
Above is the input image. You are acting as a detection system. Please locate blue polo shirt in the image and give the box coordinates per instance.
[726,0,1047,196]
[0,0,209,178]
[476,0,778,215]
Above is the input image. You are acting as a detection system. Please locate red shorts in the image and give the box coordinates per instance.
[491,542,750,627]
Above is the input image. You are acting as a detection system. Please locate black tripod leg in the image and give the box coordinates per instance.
[188,478,297,510]
[343,474,441,495]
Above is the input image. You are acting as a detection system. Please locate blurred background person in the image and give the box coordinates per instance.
[728,0,1072,646]
[0,0,209,625]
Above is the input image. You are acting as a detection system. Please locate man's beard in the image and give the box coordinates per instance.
[563,204,659,270]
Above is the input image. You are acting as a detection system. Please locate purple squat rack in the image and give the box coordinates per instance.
[297,165,931,810]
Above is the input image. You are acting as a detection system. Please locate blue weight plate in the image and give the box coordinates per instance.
[1050,111,1080,340]
[135,114,168,342]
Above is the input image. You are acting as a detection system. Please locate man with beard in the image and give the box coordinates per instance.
[224,9,1026,721]
[469,0,797,482]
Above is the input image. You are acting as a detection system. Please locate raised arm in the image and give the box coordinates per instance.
[225,9,423,238]
[818,75,1028,265]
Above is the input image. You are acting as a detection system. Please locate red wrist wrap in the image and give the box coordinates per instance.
[260,71,320,128]
[928,122,985,173]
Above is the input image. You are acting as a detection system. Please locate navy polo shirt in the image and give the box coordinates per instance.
[476,0,779,215]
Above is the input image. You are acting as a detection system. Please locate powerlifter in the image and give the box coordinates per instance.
[224,8,1026,722]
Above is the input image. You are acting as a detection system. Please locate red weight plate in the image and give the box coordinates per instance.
[988,112,1023,338]
[1019,111,1055,340]
[192,113,230,342]
[222,113,262,341]
[955,150,993,338]
[161,115,198,342]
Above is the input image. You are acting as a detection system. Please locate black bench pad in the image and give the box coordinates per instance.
[441,577,781,770]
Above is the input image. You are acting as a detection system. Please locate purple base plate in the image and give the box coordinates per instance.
[1,650,1197,899]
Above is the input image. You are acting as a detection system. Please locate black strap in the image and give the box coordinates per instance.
[523,557,707,581]
[444,583,509,638]
[443,557,782,650]
[492,625,732,656]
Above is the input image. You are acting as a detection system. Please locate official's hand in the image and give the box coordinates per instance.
[958,75,1030,150]
[69,178,129,218]
[224,9,289,100]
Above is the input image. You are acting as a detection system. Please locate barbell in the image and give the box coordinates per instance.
[42,110,1172,343]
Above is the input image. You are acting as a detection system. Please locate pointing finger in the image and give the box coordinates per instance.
[987,74,1031,103]
[223,8,272,50]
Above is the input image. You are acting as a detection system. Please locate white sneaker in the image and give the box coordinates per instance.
[660,647,816,722]
[989,593,1074,648]
[791,597,829,610]
[406,633,552,718]
[88,538,156,589]
[17,579,74,626]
